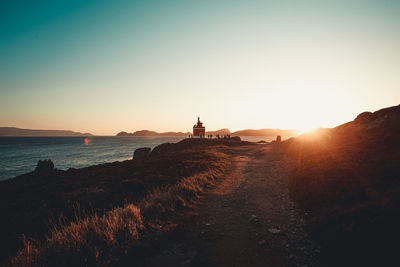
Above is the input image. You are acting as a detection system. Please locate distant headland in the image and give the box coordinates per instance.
[0,127,92,136]
[0,127,298,137]
[116,128,299,137]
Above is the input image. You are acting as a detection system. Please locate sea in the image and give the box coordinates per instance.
[0,136,276,181]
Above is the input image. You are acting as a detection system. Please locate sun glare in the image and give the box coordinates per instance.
[298,126,317,135]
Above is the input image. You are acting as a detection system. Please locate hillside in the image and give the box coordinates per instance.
[5,139,318,266]
[0,127,92,136]
[284,104,400,266]
[1,139,247,265]
[3,105,399,266]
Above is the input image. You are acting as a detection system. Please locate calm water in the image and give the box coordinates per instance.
[0,136,276,181]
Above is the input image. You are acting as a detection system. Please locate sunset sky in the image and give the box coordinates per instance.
[1,0,399,135]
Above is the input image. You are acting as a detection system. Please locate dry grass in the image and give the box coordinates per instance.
[140,168,224,219]
[0,139,234,262]
[12,205,143,266]
[10,148,230,266]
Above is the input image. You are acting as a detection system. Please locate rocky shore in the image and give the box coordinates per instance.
[1,105,399,266]
[0,138,246,265]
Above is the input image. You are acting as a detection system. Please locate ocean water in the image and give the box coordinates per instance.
[0,135,277,181]
[0,136,186,181]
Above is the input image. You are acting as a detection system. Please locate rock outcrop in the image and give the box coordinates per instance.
[34,160,55,174]
[354,111,373,123]
[133,147,151,159]
[150,143,175,156]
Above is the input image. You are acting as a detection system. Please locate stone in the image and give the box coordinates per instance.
[35,159,54,174]
[250,214,259,223]
[276,135,282,142]
[150,143,175,156]
[133,147,151,159]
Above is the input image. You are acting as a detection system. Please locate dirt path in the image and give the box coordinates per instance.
[145,144,320,267]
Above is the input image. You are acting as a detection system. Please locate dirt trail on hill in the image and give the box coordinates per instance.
[144,145,320,267]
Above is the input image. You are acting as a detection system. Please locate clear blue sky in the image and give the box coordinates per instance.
[1,0,399,135]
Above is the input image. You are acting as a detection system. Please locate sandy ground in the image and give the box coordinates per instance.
[144,144,321,267]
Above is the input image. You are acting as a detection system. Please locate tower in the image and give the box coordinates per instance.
[193,116,205,138]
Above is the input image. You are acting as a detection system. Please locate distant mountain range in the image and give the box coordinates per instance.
[116,130,190,137]
[116,128,299,137]
[0,127,92,136]
[0,127,298,137]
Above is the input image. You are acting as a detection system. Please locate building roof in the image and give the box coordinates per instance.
[193,116,204,128]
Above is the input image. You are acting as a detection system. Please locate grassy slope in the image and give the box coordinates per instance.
[1,139,243,266]
[284,105,400,266]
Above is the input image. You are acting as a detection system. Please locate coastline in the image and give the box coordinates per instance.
[2,104,400,266]
[0,136,280,181]
[0,138,251,265]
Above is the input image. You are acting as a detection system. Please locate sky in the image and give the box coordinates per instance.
[0,0,399,135]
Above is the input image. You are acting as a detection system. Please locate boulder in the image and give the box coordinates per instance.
[35,159,54,174]
[250,214,259,223]
[355,111,373,124]
[150,143,175,156]
[133,147,151,159]
[276,135,282,142]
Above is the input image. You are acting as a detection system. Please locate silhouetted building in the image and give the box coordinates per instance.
[193,116,205,138]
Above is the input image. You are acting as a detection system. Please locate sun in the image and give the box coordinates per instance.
[297,125,317,135]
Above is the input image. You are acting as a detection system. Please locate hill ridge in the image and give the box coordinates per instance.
[0,127,92,136]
